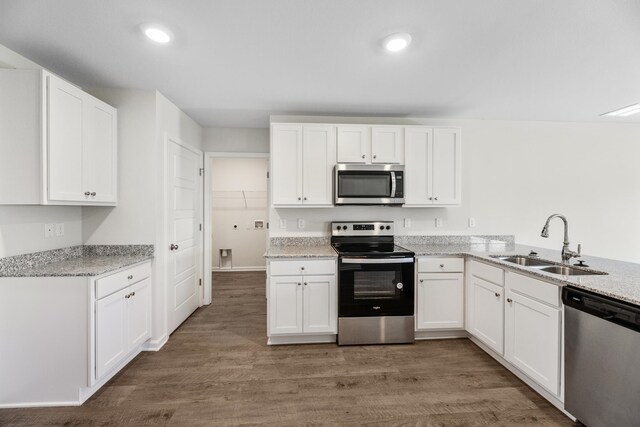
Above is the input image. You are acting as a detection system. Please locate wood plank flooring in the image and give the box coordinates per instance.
[0,271,578,426]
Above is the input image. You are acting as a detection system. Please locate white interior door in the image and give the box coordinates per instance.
[167,139,202,335]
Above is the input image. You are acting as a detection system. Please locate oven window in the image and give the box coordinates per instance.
[354,271,397,299]
[338,173,390,197]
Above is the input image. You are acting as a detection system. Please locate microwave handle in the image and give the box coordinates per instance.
[390,172,397,197]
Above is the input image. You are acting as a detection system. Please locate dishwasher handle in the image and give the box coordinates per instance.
[563,286,640,332]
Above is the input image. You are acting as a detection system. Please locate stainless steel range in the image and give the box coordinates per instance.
[331,221,415,345]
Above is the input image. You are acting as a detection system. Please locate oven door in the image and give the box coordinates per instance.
[338,256,414,317]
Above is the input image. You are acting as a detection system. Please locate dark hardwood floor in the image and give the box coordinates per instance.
[0,271,577,426]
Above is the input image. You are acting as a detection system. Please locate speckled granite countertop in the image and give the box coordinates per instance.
[463,244,640,306]
[0,245,154,277]
[265,235,640,305]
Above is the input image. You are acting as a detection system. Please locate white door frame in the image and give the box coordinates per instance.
[164,134,204,327]
[203,151,269,305]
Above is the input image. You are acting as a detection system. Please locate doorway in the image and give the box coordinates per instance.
[203,152,269,303]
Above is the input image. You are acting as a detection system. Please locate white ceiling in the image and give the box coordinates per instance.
[1,0,639,128]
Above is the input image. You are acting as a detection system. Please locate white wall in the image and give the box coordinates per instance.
[211,157,268,269]
[203,127,269,153]
[0,44,84,258]
[269,116,640,263]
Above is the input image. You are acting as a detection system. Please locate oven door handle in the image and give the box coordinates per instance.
[390,171,397,197]
[341,257,414,264]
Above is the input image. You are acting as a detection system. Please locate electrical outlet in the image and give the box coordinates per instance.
[297,218,305,229]
[468,217,476,228]
[279,219,287,229]
[44,223,54,238]
[55,223,65,236]
[404,218,411,228]
[435,218,443,228]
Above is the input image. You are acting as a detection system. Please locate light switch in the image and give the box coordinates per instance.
[297,218,305,229]
[435,218,443,228]
[404,218,411,228]
[468,217,476,228]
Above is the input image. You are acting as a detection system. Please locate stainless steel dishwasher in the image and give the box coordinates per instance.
[562,286,640,427]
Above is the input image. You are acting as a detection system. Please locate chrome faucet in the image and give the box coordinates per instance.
[540,214,581,264]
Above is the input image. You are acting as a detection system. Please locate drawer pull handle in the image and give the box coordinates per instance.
[419,279,424,283]
[128,275,134,280]
[495,292,500,297]
[90,192,96,196]
[440,264,445,268]
[84,191,90,196]
[304,282,308,286]
[297,282,301,286]
[507,298,513,303]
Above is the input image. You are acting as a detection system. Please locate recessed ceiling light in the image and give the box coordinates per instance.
[602,103,640,117]
[142,25,173,44]
[382,33,412,53]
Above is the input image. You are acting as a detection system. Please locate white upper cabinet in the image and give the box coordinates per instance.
[404,127,461,206]
[337,125,404,164]
[271,124,336,207]
[0,69,117,205]
[371,126,404,163]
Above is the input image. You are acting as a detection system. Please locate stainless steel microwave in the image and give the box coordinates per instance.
[334,164,404,205]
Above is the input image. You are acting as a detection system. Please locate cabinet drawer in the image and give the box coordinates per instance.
[506,271,560,307]
[96,262,152,300]
[418,257,464,273]
[470,260,504,286]
[269,259,335,276]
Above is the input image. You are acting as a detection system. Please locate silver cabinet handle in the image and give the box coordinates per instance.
[303,197,307,201]
[170,244,179,251]
[128,275,133,280]
[304,282,307,286]
[361,154,365,159]
[507,298,513,303]
[84,191,90,196]
[297,282,301,286]
[297,197,301,201]
[495,292,500,297]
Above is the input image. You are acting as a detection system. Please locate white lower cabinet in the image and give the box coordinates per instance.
[467,261,505,355]
[268,259,337,342]
[505,272,561,396]
[95,264,151,382]
[416,257,465,330]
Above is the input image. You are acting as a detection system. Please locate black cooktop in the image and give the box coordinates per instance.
[331,243,414,257]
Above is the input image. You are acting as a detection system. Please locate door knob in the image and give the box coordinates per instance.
[170,244,179,251]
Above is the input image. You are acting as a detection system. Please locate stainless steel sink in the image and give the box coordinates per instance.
[492,255,555,267]
[535,265,606,276]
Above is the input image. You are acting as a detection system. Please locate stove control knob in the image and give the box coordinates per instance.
[386,226,391,230]
[396,282,404,290]
[337,226,342,231]
[380,226,384,230]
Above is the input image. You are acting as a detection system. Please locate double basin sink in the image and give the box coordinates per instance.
[491,255,607,276]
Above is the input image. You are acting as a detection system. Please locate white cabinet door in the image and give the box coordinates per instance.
[371,127,403,164]
[469,276,504,355]
[416,273,464,330]
[271,125,302,205]
[84,98,117,204]
[269,275,303,334]
[404,127,432,205]
[95,287,128,380]
[432,128,461,205]
[47,74,85,202]
[302,275,337,334]
[302,125,336,206]
[126,278,152,349]
[505,289,561,396]
[337,126,369,163]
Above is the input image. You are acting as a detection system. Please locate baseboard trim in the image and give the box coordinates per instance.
[415,329,468,340]
[0,400,80,409]
[212,267,266,272]
[143,335,168,352]
[268,334,337,345]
